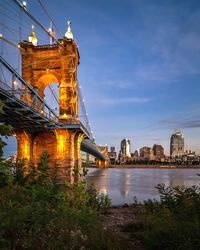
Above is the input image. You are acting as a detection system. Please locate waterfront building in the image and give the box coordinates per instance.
[110,146,115,153]
[120,138,131,157]
[140,147,154,160]
[108,146,117,164]
[81,151,87,163]
[153,144,164,161]
[118,150,123,162]
[86,153,95,164]
[134,150,139,157]
[170,130,184,157]
[81,151,95,164]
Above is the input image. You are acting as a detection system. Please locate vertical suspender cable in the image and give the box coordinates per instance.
[11,0,63,47]
[37,0,62,38]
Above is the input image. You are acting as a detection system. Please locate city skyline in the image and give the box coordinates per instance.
[2,0,200,156]
[108,130,197,157]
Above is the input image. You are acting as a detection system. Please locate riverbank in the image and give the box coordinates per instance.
[90,164,200,169]
[100,205,145,250]
[100,183,200,250]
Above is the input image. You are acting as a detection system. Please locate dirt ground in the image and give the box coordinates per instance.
[100,206,145,250]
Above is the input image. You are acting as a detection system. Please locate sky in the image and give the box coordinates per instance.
[1,0,200,156]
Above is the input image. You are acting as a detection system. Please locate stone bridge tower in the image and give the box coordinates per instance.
[16,22,86,184]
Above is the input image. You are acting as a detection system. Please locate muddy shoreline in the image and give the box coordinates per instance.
[90,164,200,169]
[100,205,144,249]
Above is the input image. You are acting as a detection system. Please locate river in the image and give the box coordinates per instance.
[85,168,200,205]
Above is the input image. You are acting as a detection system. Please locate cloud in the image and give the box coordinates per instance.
[134,65,179,83]
[98,97,150,106]
[99,80,135,89]
[160,119,200,129]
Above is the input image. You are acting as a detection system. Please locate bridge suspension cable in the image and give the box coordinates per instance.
[78,84,93,140]
[1,0,95,141]
[1,1,50,43]
[37,0,62,38]
[11,0,63,47]
[0,34,22,51]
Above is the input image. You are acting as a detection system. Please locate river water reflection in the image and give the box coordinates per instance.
[85,168,200,205]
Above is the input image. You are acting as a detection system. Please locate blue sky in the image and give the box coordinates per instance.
[1,0,200,155]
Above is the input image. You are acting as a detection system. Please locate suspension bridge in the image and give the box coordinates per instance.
[0,0,107,184]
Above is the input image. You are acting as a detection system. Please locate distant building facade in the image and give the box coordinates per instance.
[110,146,115,153]
[153,144,164,160]
[81,151,95,164]
[120,138,131,157]
[108,146,117,164]
[133,150,139,157]
[140,147,154,160]
[170,130,184,157]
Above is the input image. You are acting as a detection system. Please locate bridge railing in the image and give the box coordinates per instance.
[0,56,59,122]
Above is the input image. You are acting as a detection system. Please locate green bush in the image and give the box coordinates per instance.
[131,184,200,250]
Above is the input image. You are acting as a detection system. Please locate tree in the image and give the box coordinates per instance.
[0,101,13,187]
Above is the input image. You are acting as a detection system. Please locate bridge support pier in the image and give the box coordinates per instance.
[97,160,108,168]
[55,130,75,185]
[16,131,33,175]
[97,146,108,168]
[55,130,85,185]
[15,129,85,185]
[74,133,84,182]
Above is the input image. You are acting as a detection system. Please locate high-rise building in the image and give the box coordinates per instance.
[110,146,116,153]
[108,146,117,164]
[120,138,131,157]
[133,150,139,157]
[170,130,184,157]
[153,144,164,160]
[140,147,154,160]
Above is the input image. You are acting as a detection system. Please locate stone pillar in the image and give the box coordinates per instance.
[59,40,79,121]
[55,129,75,185]
[32,131,56,175]
[15,130,33,175]
[59,81,73,118]
[74,133,84,181]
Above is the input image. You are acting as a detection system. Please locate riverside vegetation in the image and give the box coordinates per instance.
[1,103,200,249]
[127,183,200,250]
[0,151,128,249]
[1,156,200,249]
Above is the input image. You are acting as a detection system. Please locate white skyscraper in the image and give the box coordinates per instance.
[120,138,131,157]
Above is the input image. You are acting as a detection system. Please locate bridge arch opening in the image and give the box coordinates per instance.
[37,73,60,98]
[44,83,59,116]
[37,73,60,115]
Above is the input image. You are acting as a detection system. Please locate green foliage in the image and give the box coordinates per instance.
[0,162,13,188]
[0,154,120,249]
[131,184,200,250]
[82,162,89,177]
[0,102,12,159]
[0,101,13,187]
[86,183,111,209]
